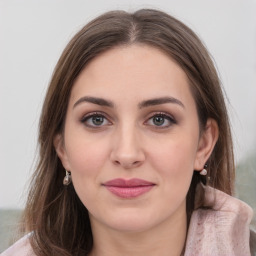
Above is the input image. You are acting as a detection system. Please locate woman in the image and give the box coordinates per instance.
[2,9,254,256]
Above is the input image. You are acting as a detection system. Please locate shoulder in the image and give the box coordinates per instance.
[1,233,35,256]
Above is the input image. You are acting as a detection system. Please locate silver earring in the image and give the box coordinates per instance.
[199,164,207,176]
[63,170,71,185]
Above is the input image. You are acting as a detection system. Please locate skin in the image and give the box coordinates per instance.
[55,44,218,256]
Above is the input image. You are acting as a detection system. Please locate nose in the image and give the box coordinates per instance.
[110,126,145,169]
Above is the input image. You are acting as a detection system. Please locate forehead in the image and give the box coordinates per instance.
[70,44,195,108]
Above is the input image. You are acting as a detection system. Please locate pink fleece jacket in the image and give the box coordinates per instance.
[1,186,254,256]
[184,186,253,255]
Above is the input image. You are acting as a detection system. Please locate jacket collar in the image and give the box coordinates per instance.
[185,184,253,255]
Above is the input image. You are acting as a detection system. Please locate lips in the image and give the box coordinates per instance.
[103,178,155,198]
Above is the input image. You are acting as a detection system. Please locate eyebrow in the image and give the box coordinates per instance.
[138,97,185,109]
[73,96,114,108]
[73,96,184,109]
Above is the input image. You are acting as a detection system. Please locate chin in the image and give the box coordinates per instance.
[98,209,162,233]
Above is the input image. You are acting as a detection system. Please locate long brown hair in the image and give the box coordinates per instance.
[23,9,234,255]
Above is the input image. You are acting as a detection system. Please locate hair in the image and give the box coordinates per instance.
[22,9,235,256]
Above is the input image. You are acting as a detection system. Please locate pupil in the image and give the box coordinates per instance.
[153,116,164,126]
[92,116,103,125]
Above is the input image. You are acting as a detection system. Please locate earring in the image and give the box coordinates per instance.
[63,170,71,185]
[199,164,207,176]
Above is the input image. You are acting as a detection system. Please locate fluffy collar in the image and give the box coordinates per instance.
[185,185,253,255]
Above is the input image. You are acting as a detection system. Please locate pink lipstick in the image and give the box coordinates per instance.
[103,178,155,198]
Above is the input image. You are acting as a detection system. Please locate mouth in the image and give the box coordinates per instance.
[103,178,156,198]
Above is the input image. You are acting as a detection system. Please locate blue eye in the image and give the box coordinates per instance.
[152,116,165,126]
[81,113,111,127]
[146,113,176,128]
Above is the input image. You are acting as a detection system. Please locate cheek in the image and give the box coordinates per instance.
[64,137,110,209]
[148,132,199,192]
[152,136,198,171]
[64,130,111,191]
[67,143,108,175]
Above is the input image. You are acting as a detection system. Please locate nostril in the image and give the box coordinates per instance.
[114,160,121,165]
[112,159,141,168]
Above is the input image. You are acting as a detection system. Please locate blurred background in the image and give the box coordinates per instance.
[1,0,256,252]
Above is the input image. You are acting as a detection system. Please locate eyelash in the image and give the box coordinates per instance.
[145,112,177,128]
[80,112,111,128]
[80,111,177,129]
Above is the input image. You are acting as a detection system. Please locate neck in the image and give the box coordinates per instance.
[89,205,187,256]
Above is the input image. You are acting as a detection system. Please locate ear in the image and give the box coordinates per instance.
[194,118,219,171]
[54,134,71,170]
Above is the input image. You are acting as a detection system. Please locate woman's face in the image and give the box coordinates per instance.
[55,45,214,233]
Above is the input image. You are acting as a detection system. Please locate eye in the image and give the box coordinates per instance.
[81,112,111,128]
[145,113,176,128]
